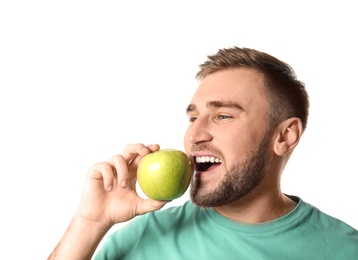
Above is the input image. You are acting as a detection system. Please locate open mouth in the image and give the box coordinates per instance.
[194,156,222,172]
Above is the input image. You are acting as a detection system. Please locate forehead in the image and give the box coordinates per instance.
[190,68,267,110]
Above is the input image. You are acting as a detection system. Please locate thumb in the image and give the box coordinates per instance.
[136,199,169,216]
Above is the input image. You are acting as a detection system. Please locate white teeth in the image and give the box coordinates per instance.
[195,156,222,163]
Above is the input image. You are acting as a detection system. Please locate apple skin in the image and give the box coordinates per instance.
[137,149,193,201]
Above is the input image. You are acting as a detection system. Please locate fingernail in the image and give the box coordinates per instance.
[121,179,127,188]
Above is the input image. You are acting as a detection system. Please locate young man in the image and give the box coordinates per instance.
[49,47,358,259]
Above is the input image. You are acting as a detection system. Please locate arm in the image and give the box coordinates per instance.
[48,144,168,260]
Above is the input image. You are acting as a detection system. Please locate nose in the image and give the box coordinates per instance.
[184,117,213,145]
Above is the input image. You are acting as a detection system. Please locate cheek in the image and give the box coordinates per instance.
[222,130,258,157]
[183,128,191,152]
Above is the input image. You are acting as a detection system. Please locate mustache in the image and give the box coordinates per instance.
[190,144,223,157]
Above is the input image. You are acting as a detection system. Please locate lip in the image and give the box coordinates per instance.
[191,151,219,157]
[194,164,222,184]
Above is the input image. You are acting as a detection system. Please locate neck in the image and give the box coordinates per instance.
[214,191,297,224]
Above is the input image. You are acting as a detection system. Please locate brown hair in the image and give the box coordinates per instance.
[196,47,310,131]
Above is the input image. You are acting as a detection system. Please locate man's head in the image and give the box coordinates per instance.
[196,47,309,131]
[184,47,309,207]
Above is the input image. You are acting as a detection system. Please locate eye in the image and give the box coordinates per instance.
[212,114,234,124]
[217,114,232,120]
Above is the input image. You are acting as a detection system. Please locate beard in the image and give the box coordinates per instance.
[189,130,272,208]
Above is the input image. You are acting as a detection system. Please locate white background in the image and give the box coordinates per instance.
[1,1,357,259]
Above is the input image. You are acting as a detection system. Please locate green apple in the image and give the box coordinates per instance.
[137,149,193,200]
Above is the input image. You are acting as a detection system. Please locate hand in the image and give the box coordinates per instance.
[76,143,168,229]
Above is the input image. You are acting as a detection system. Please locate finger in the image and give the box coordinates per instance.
[106,144,161,190]
[121,143,147,165]
[89,162,116,191]
[129,144,161,166]
[146,144,160,152]
[122,143,160,166]
[107,155,129,188]
[136,198,169,216]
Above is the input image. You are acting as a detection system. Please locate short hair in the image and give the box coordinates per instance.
[196,47,310,131]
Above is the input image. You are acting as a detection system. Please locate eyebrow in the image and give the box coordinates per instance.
[186,100,244,114]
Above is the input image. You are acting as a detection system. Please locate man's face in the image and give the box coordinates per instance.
[184,68,272,207]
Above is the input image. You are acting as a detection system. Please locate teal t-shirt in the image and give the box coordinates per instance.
[94,196,358,259]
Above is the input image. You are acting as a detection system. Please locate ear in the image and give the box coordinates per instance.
[273,117,303,156]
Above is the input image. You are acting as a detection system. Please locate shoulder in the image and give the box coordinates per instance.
[283,196,358,258]
[297,197,358,240]
[300,198,356,230]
